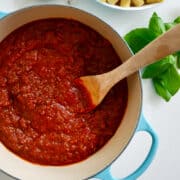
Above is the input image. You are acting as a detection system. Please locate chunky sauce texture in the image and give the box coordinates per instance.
[0,19,128,165]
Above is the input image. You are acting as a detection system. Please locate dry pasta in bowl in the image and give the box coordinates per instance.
[97,0,164,10]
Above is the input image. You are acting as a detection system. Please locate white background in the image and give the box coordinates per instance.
[0,0,180,179]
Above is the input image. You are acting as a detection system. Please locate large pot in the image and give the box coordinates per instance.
[0,5,158,180]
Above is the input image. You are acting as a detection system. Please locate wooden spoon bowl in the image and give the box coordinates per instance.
[77,24,180,109]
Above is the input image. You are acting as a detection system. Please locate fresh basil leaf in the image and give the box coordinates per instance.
[176,52,180,68]
[149,12,166,37]
[164,22,176,31]
[124,13,180,102]
[174,16,180,23]
[165,17,180,31]
[124,28,156,53]
[142,55,175,78]
[153,78,172,101]
[158,65,180,95]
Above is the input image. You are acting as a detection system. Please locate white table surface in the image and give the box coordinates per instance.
[0,0,180,180]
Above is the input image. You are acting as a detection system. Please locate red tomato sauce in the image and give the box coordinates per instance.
[0,19,128,165]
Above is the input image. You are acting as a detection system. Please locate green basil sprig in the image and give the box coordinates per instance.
[124,12,180,101]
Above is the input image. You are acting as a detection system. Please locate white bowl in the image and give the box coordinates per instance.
[96,0,163,11]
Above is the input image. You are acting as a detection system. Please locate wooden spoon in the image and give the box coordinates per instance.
[76,24,180,109]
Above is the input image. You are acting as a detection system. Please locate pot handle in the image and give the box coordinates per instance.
[0,12,7,18]
[94,114,158,180]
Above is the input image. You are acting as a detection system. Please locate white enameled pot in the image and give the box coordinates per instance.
[0,5,158,180]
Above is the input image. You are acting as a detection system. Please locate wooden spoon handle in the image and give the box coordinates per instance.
[107,24,180,86]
